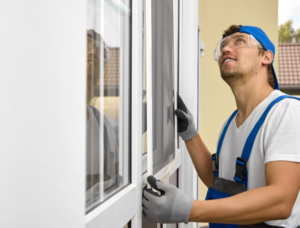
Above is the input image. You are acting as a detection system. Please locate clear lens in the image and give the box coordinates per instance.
[213,34,262,61]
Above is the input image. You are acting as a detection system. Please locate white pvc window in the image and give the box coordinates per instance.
[85,0,144,226]
[84,0,199,227]
[86,0,131,212]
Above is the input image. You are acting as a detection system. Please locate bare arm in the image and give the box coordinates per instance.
[185,134,214,187]
[188,161,300,224]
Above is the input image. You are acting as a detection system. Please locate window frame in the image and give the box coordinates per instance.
[85,0,143,226]
[142,0,181,184]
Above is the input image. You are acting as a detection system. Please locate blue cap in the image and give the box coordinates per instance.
[225,25,279,89]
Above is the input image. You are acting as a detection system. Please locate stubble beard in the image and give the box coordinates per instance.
[220,61,258,86]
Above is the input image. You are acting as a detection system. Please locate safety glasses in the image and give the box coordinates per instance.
[213,33,263,61]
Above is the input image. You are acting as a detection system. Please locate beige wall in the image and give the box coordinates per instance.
[198,1,278,226]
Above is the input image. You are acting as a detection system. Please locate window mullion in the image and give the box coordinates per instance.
[145,0,153,183]
[173,0,179,155]
[98,0,105,202]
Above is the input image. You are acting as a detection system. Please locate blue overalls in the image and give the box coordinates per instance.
[205,95,300,228]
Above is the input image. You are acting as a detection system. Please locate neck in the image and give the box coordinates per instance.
[230,77,274,124]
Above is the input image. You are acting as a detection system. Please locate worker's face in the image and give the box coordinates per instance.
[217,33,262,85]
[87,36,100,103]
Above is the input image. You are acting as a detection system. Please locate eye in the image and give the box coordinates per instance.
[220,42,228,50]
[236,38,246,43]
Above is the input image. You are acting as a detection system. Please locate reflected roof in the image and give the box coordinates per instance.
[103,47,120,86]
[88,29,120,87]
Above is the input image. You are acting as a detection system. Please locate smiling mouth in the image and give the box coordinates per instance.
[223,58,236,65]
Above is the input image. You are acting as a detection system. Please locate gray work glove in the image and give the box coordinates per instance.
[142,176,194,224]
[175,94,197,141]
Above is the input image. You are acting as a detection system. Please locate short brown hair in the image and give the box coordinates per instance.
[223,25,275,88]
[223,25,241,37]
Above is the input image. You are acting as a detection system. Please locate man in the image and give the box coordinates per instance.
[86,29,119,206]
[142,25,300,227]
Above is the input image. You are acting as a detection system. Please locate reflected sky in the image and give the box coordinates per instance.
[87,0,130,47]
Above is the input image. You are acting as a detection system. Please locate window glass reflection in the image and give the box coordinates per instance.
[86,0,131,212]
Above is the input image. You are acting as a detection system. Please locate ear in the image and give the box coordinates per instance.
[262,50,273,66]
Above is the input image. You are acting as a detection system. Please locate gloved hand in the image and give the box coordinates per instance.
[175,94,197,141]
[142,176,194,224]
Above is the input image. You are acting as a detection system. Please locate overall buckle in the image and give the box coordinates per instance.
[234,157,247,183]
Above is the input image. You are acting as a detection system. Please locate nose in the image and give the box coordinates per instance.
[221,43,233,55]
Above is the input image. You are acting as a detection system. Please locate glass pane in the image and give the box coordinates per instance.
[152,0,175,174]
[169,170,178,187]
[86,0,131,212]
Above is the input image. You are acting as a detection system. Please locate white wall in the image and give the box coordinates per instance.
[0,1,86,227]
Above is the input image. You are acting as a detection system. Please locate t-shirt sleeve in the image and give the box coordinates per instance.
[263,100,300,164]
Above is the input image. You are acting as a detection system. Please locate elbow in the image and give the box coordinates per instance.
[275,203,293,220]
[282,206,293,220]
[270,189,295,220]
[278,211,291,220]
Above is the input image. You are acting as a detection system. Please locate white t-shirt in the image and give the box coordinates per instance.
[218,90,300,227]
[86,106,119,203]
[86,106,101,176]
[86,106,118,176]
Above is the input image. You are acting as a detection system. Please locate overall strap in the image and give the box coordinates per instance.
[234,95,300,187]
[212,109,238,177]
[217,109,238,157]
[241,95,300,161]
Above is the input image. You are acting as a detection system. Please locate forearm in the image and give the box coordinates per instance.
[185,134,214,187]
[189,185,291,224]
